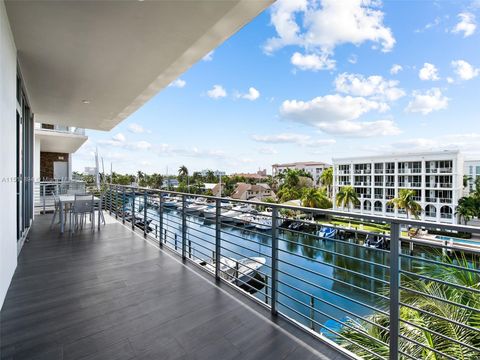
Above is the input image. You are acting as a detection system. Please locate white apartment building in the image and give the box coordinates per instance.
[332,150,463,224]
[272,162,331,186]
[464,160,480,194]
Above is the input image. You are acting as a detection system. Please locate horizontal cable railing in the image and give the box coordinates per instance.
[103,184,480,360]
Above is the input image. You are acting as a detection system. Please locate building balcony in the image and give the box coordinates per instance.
[35,122,88,154]
[0,213,345,360]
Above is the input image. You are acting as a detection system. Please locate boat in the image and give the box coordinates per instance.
[233,212,258,228]
[184,202,205,213]
[203,203,232,219]
[364,233,388,249]
[197,256,266,285]
[254,215,272,230]
[221,204,254,223]
[162,196,178,208]
[318,226,337,239]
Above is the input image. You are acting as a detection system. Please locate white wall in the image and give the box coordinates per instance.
[0,1,18,309]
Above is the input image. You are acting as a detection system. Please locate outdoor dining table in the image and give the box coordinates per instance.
[58,195,102,233]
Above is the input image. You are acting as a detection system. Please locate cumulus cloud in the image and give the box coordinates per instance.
[128,123,145,134]
[405,88,449,115]
[168,79,186,88]
[452,12,476,37]
[258,146,279,155]
[291,52,335,71]
[207,85,227,99]
[334,73,405,101]
[203,50,214,61]
[238,87,260,101]
[112,133,126,142]
[264,0,395,71]
[451,59,479,80]
[279,94,398,137]
[348,54,358,64]
[390,64,403,75]
[252,133,336,146]
[419,63,440,81]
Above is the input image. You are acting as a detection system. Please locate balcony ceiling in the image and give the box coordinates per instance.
[6,0,273,131]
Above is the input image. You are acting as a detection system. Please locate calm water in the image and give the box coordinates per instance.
[123,199,394,339]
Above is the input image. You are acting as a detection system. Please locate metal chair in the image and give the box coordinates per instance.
[94,192,106,226]
[70,194,95,233]
[50,194,61,229]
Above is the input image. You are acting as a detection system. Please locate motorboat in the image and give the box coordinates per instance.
[197,256,266,285]
[221,204,254,223]
[162,196,178,208]
[203,203,231,219]
[364,233,389,250]
[233,212,258,227]
[254,215,272,230]
[318,226,337,239]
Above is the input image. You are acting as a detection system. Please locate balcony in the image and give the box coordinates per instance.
[37,123,86,135]
[3,185,479,360]
[0,214,343,360]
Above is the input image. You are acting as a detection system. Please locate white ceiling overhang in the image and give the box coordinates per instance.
[6,0,273,131]
[35,129,88,154]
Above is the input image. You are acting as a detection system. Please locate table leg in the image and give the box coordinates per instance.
[98,200,101,230]
[60,202,64,234]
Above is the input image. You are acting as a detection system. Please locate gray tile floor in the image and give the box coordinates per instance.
[0,215,349,360]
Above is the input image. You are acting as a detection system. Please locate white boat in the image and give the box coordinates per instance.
[203,203,232,219]
[184,202,205,213]
[318,226,337,239]
[254,215,272,230]
[162,196,179,208]
[233,213,257,227]
[197,256,266,285]
[221,204,254,223]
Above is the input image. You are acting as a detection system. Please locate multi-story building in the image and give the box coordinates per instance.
[34,123,87,180]
[464,160,480,194]
[199,169,226,177]
[332,150,463,224]
[272,162,331,186]
[231,182,275,201]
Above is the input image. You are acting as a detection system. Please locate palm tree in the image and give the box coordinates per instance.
[339,255,480,360]
[320,167,333,198]
[387,189,422,219]
[463,175,473,189]
[284,169,300,188]
[455,196,477,224]
[301,188,332,209]
[178,165,188,179]
[335,186,360,211]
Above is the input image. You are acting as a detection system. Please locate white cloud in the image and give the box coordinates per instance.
[418,63,440,81]
[203,50,214,61]
[258,146,279,155]
[133,141,152,151]
[264,0,395,58]
[112,133,126,142]
[252,133,336,147]
[348,54,358,64]
[207,85,227,99]
[291,52,335,71]
[128,123,145,134]
[415,17,441,33]
[446,77,454,84]
[451,59,479,80]
[168,79,186,88]
[334,73,405,101]
[279,94,398,137]
[390,64,403,75]
[238,87,260,101]
[452,12,476,37]
[405,88,449,115]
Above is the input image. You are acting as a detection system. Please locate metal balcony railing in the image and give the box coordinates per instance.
[102,184,480,360]
[36,123,86,135]
[34,180,86,213]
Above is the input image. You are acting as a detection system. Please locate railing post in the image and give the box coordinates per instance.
[215,198,221,280]
[131,190,135,230]
[42,184,46,214]
[143,190,148,238]
[271,206,279,315]
[108,187,112,215]
[310,296,315,331]
[159,193,163,247]
[389,221,400,360]
[115,186,118,219]
[122,187,126,224]
[181,194,187,260]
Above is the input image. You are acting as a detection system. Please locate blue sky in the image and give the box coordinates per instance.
[73,0,480,175]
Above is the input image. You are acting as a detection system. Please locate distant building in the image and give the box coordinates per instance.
[272,162,331,185]
[162,179,179,188]
[200,169,226,177]
[232,169,268,180]
[84,167,96,176]
[464,160,480,194]
[231,183,275,201]
[332,150,463,224]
